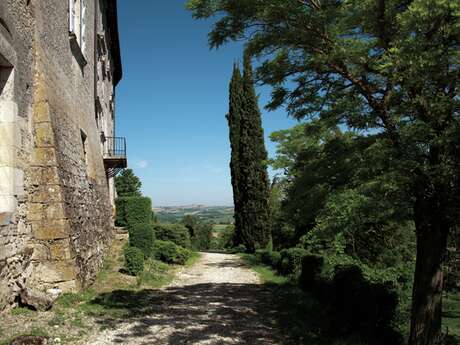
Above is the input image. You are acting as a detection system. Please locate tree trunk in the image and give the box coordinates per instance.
[409,204,449,345]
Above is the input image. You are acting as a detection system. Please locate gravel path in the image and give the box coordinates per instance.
[88,253,284,345]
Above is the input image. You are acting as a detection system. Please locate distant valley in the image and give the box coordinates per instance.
[154,205,234,224]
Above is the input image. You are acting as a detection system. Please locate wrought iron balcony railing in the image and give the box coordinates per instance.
[103,137,127,177]
[104,136,126,158]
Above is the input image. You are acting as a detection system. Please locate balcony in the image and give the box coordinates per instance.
[103,137,127,178]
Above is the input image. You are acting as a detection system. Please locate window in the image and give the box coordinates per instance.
[80,129,88,166]
[69,0,86,55]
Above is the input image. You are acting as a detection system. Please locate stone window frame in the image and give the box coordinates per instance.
[0,27,20,226]
[69,0,87,67]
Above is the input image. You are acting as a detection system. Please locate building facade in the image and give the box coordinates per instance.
[0,0,125,310]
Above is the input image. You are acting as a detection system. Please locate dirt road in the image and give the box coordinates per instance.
[89,252,284,345]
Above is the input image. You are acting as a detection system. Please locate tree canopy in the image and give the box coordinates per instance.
[187,1,460,344]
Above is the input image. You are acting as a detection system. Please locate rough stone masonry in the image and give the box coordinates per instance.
[0,0,124,310]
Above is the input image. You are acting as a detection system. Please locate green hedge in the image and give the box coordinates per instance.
[153,240,192,265]
[279,247,309,277]
[129,223,155,258]
[154,223,191,249]
[124,247,144,276]
[298,258,402,343]
[115,197,153,227]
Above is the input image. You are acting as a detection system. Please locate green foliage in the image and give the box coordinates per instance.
[211,224,235,250]
[189,1,460,341]
[128,223,155,258]
[124,247,144,276]
[256,249,281,268]
[279,248,308,278]
[227,64,245,247]
[115,197,153,227]
[10,307,33,316]
[152,240,192,265]
[181,215,213,250]
[154,223,191,249]
[115,168,142,197]
[227,56,272,252]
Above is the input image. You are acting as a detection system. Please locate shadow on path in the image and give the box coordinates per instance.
[90,283,282,344]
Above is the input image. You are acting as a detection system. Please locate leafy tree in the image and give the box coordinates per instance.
[187,1,460,342]
[115,169,142,197]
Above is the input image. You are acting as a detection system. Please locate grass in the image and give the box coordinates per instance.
[10,307,34,316]
[443,291,460,343]
[137,258,175,288]
[0,234,191,344]
[0,327,49,345]
[238,253,288,285]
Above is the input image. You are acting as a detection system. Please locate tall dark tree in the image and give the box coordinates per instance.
[115,168,142,197]
[227,64,245,246]
[187,1,460,343]
[227,56,272,252]
[238,53,272,252]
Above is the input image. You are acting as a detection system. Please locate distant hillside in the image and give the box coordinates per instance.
[154,205,234,224]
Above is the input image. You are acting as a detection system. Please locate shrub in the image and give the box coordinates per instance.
[229,244,247,253]
[115,197,153,227]
[299,254,324,291]
[255,249,277,267]
[153,240,192,265]
[279,247,308,277]
[154,223,191,248]
[269,251,281,268]
[124,247,144,276]
[128,223,155,258]
[330,264,402,343]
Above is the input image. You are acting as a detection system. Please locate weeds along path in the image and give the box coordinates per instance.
[89,252,284,345]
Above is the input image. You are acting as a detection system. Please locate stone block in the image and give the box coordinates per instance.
[0,100,18,123]
[0,167,15,195]
[33,101,51,123]
[0,145,17,167]
[0,195,16,224]
[0,167,23,197]
[29,243,50,261]
[54,280,77,292]
[0,121,19,147]
[29,167,61,186]
[30,185,62,203]
[15,169,24,197]
[31,148,57,167]
[34,122,54,148]
[44,203,66,220]
[31,219,70,240]
[27,203,44,221]
[33,261,76,284]
[49,239,72,260]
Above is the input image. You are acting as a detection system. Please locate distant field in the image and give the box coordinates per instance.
[155,205,234,224]
[212,224,230,232]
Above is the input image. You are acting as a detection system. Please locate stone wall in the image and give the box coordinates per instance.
[0,0,36,310]
[0,0,120,309]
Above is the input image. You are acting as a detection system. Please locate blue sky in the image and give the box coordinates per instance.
[116,1,297,206]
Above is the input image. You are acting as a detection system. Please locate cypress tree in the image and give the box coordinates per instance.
[239,51,271,252]
[227,64,244,246]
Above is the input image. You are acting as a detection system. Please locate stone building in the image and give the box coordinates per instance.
[0,0,126,310]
